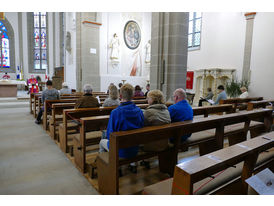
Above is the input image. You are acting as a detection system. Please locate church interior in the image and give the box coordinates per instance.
[0,6,274,201]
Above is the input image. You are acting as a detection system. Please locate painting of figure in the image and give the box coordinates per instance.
[124,20,141,50]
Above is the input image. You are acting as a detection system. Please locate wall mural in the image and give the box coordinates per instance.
[123,20,141,50]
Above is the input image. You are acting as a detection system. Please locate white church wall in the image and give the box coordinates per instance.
[249,12,274,99]
[64,12,77,90]
[187,12,246,93]
[99,12,151,92]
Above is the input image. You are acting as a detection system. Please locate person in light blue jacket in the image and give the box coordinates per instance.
[214,85,227,105]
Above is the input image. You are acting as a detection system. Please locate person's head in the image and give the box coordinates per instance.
[46,80,53,89]
[109,85,119,100]
[118,83,123,88]
[147,90,165,105]
[240,87,247,93]
[207,88,212,92]
[83,84,93,94]
[146,84,150,91]
[62,82,69,89]
[217,85,225,93]
[135,85,142,92]
[173,88,186,104]
[120,83,134,101]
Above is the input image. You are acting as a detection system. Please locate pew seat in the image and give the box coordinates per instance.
[142,148,274,195]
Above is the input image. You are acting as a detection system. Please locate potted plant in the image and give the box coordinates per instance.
[225,79,250,98]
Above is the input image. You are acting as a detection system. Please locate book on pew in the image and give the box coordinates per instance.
[245,168,274,195]
[96,96,101,104]
[206,99,215,105]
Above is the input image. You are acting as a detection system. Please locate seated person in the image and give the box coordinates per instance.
[99,83,144,172]
[134,85,144,97]
[213,85,227,105]
[168,88,193,142]
[102,85,120,107]
[198,87,213,106]
[143,89,171,152]
[75,84,100,109]
[59,82,72,95]
[239,86,249,98]
[35,80,59,124]
[144,84,150,97]
[107,83,114,94]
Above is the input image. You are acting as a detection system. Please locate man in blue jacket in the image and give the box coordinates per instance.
[99,83,144,161]
[168,88,193,142]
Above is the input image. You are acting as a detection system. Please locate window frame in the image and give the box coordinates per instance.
[188,12,202,51]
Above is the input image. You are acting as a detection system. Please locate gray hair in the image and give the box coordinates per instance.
[174,88,186,99]
[83,84,93,94]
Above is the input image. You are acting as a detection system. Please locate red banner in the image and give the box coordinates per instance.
[186,71,194,89]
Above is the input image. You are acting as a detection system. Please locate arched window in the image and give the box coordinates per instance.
[33,12,48,70]
[188,12,202,49]
[0,21,10,68]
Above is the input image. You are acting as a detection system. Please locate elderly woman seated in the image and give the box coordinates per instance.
[141,89,171,169]
[102,85,120,107]
[75,84,100,109]
[59,82,72,95]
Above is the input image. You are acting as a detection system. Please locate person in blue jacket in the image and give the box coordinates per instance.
[168,88,193,142]
[99,83,144,171]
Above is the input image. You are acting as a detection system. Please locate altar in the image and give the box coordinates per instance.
[0,80,27,97]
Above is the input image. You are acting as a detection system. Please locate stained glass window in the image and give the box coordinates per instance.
[0,21,10,68]
[33,12,47,70]
[188,12,202,49]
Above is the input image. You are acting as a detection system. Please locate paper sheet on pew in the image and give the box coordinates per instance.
[245,168,274,195]
[206,99,215,105]
[96,96,101,104]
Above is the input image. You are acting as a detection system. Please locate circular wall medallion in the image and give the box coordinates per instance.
[123,20,141,49]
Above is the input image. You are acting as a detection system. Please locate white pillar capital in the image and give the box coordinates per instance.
[245,12,256,20]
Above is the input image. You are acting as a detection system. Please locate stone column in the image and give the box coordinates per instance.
[242,12,256,82]
[150,12,189,101]
[76,12,101,92]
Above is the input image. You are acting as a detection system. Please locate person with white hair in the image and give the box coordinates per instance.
[168,88,193,142]
[59,82,72,95]
[239,86,249,98]
[75,84,100,109]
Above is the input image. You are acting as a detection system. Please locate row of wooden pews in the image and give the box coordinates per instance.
[143,132,274,195]
[31,93,273,195]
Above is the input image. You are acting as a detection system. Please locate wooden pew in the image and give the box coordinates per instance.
[29,93,40,114]
[247,100,274,111]
[220,97,263,110]
[49,103,77,140]
[59,103,173,155]
[43,99,79,130]
[143,132,274,195]
[33,93,41,118]
[95,109,272,194]
[72,104,233,174]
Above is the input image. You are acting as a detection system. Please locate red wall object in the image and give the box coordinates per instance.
[186,71,194,89]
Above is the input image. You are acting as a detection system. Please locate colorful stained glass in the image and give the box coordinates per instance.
[34,50,40,60]
[0,21,10,68]
[34,28,40,39]
[2,48,10,67]
[41,38,46,48]
[41,50,47,60]
[41,29,46,38]
[2,38,9,48]
[33,13,47,70]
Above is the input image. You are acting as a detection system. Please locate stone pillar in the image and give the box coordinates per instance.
[76,12,101,92]
[150,12,189,101]
[242,12,256,82]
